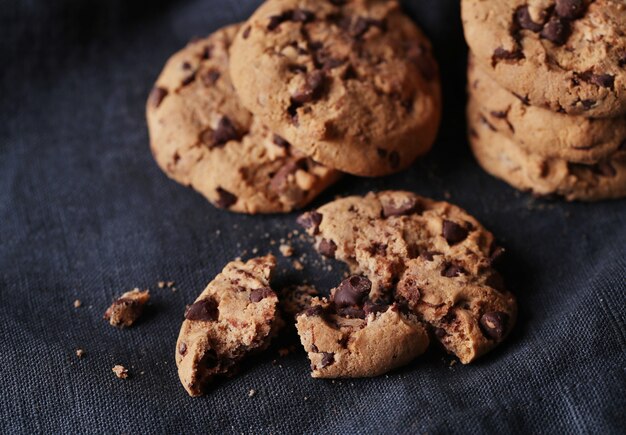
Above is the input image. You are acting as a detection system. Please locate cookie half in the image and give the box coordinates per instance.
[146,25,340,214]
[295,278,429,378]
[468,55,626,163]
[229,0,441,176]
[468,99,626,201]
[462,0,626,118]
[175,255,281,396]
[298,191,517,363]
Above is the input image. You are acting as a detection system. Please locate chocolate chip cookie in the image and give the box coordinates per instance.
[468,100,626,201]
[295,277,429,378]
[229,0,441,176]
[104,288,150,328]
[462,0,626,118]
[146,24,340,214]
[298,191,517,363]
[468,55,626,163]
[175,255,281,396]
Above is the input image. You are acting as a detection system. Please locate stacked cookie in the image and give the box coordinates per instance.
[462,0,626,201]
[147,0,441,214]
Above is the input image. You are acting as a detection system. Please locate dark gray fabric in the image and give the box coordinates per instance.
[1,1,625,433]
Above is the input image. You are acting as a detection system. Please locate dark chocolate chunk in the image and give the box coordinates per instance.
[320,352,335,368]
[178,342,187,355]
[201,69,221,86]
[581,99,596,110]
[273,134,291,148]
[148,87,168,109]
[304,305,325,317]
[491,47,524,67]
[420,251,440,261]
[297,211,323,234]
[269,159,305,193]
[479,312,509,340]
[291,70,327,104]
[363,301,390,315]
[213,116,240,146]
[181,72,196,87]
[242,26,251,39]
[185,298,219,321]
[250,287,275,303]
[442,220,469,245]
[441,263,465,278]
[215,187,238,209]
[318,238,337,258]
[182,61,192,70]
[434,327,447,339]
[333,275,371,308]
[540,15,570,45]
[589,73,615,90]
[555,0,586,19]
[382,197,422,217]
[515,6,543,32]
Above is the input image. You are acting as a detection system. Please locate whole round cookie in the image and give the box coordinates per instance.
[462,0,626,118]
[229,0,441,176]
[468,100,626,201]
[296,283,429,378]
[176,255,281,396]
[297,191,517,363]
[146,25,340,214]
[468,55,626,163]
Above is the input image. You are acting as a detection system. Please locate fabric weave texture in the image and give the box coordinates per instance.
[1,0,625,433]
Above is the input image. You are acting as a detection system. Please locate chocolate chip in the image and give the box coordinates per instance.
[292,9,315,23]
[200,46,211,60]
[406,42,438,81]
[442,220,469,245]
[441,263,465,278]
[363,301,389,315]
[291,70,327,104]
[540,15,570,45]
[318,238,337,258]
[213,116,240,146]
[382,197,422,217]
[515,6,543,32]
[215,187,237,209]
[581,99,596,110]
[273,134,291,148]
[420,251,440,261]
[491,47,524,67]
[555,0,586,19]
[148,87,168,109]
[479,312,509,340]
[201,69,221,86]
[334,275,371,308]
[242,26,251,39]
[250,287,274,303]
[337,307,366,318]
[182,61,192,70]
[185,298,219,321]
[304,305,324,317]
[270,158,305,193]
[389,151,401,169]
[400,278,421,302]
[320,352,335,368]
[296,211,323,234]
[178,342,187,355]
[589,74,615,90]
[434,327,447,339]
[181,72,196,87]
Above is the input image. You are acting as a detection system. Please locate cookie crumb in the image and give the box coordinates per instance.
[292,260,304,271]
[166,281,175,288]
[104,288,150,328]
[73,299,82,308]
[112,365,129,379]
[279,244,294,257]
[75,349,85,358]
[157,281,165,289]
[248,389,257,398]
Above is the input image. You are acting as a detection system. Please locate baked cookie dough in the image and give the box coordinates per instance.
[175,255,281,396]
[146,24,340,214]
[229,0,441,176]
[468,55,626,163]
[298,191,517,363]
[295,276,429,378]
[468,98,626,201]
[462,0,626,117]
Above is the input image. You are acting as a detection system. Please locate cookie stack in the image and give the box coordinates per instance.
[147,0,441,214]
[462,0,626,201]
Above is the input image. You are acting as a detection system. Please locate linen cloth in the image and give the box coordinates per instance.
[1,0,625,433]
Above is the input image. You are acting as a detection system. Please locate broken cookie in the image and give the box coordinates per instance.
[175,255,281,396]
